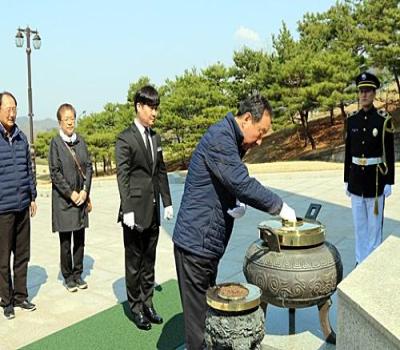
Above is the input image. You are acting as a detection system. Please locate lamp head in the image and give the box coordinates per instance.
[15,31,24,48]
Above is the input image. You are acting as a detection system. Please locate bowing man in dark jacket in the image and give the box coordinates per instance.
[173,94,297,349]
[115,85,173,331]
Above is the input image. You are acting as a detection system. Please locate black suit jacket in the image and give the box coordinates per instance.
[116,123,172,229]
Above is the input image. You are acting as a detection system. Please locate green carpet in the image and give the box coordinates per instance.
[21,279,184,350]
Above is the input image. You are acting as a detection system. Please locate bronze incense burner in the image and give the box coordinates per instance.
[243,204,342,344]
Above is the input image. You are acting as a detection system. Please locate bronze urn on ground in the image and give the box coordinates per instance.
[243,205,343,344]
[205,282,265,349]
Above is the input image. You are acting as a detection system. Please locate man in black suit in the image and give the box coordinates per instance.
[116,85,173,331]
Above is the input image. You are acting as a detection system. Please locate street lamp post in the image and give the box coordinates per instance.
[15,26,41,182]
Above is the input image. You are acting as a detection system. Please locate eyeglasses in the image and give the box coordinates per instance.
[61,117,76,122]
[1,107,17,114]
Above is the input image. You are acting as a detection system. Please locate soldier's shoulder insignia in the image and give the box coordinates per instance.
[347,110,358,119]
[378,109,390,119]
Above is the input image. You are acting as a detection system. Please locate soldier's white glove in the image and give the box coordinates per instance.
[123,212,135,229]
[344,182,351,197]
[164,206,174,220]
[384,184,392,198]
[227,200,247,219]
[279,202,296,222]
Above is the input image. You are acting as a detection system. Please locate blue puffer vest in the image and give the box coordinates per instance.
[0,123,37,213]
[173,113,283,259]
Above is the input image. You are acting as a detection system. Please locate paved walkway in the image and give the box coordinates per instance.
[1,163,400,349]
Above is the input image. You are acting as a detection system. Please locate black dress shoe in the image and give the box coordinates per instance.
[143,306,163,324]
[132,311,151,330]
[14,300,36,311]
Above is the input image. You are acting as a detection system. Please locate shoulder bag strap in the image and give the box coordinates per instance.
[63,141,86,181]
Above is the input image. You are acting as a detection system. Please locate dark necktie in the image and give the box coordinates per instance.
[144,128,153,166]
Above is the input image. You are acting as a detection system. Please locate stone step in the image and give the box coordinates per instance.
[261,332,335,350]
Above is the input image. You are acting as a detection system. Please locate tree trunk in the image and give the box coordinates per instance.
[296,126,301,143]
[340,101,347,142]
[94,161,98,177]
[103,156,106,175]
[330,107,334,126]
[393,67,400,101]
[385,88,389,110]
[299,110,316,150]
[299,111,307,147]
[180,145,186,169]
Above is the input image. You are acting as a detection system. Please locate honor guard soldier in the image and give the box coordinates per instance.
[344,72,395,265]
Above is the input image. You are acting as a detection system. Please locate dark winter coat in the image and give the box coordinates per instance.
[0,123,36,214]
[48,134,92,232]
[173,112,283,259]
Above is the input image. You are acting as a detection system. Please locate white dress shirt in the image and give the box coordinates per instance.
[134,119,153,161]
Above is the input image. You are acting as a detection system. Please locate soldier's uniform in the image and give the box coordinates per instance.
[344,72,395,264]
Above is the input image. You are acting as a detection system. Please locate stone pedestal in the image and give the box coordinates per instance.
[205,307,265,350]
[260,332,335,350]
[337,235,400,349]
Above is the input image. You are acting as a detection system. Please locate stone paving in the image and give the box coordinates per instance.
[1,163,400,349]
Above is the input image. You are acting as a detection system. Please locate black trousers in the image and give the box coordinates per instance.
[123,206,159,313]
[59,229,85,282]
[174,245,219,350]
[0,208,30,306]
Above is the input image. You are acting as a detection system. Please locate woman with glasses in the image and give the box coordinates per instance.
[48,103,92,292]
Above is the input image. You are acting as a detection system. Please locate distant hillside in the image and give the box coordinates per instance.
[244,104,400,164]
[164,104,400,171]
[243,114,346,163]
[16,116,58,137]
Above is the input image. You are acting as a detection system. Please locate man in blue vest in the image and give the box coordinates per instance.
[0,91,37,320]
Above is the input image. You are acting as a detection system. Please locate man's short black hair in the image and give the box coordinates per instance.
[237,93,272,122]
[134,85,160,113]
[0,91,17,107]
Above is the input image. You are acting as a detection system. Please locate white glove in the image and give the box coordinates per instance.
[123,212,135,229]
[344,182,351,197]
[279,202,296,222]
[384,184,392,198]
[164,206,174,220]
[227,200,247,219]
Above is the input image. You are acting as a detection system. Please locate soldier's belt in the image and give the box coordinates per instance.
[352,157,383,166]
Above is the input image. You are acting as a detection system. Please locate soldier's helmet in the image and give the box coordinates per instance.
[356,72,380,90]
